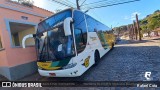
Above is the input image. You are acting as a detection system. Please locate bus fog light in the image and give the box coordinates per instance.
[63,63,77,69]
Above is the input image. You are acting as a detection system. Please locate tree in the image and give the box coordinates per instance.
[140,19,149,33]
[140,10,160,35]
[18,0,34,7]
[147,14,160,30]
[154,10,160,14]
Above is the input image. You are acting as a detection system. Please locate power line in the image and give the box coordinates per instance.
[81,0,110,6]
[83,0,124,7]
[51,0,81,10]
[51,0,141,11]
[82,0,139,8]
[51,0,76,8]
[66,0,76,5]
[52,0,72,7]
[83,0,140,10]
[80,0,87,6]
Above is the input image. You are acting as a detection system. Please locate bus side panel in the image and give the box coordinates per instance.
[72,47,95,76]
[72,31,111,76]
[85,14,112,58]
[87,32,110,58]
[72,10,95,76]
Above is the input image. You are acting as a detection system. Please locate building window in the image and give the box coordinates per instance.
[21,16,28,20]
[0,36,3,49]
[9,22,35,47]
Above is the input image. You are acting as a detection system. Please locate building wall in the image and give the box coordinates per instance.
[0,0,53,18]
[0,9,8,67]
[0,36,2,48]
[0,0,53,80]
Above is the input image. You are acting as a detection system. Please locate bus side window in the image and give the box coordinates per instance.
[73,10,87,54]
[74,28,85,53]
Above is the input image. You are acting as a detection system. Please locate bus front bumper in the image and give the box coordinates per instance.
[38,67,80,77]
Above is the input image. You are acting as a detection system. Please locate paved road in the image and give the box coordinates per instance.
[1,38,160,90]
[20,38,160,82]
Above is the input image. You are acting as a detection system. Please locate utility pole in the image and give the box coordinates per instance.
[131,24,134,40]
[136,14,141,41]
[128,25,133,40]
[76,0,80,10]
[128,25,132,40]
[133,21,137,40]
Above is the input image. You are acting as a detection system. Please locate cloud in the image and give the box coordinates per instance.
[130,12,141,20]
[124,12,141,21]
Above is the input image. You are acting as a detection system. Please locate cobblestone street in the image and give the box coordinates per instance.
[20,38,160,82]
[1,38,160,90]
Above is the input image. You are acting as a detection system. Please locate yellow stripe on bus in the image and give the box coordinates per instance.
[37,62,61,70]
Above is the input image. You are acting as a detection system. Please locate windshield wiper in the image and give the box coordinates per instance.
[39,37,58,61]
[39,38,46,61]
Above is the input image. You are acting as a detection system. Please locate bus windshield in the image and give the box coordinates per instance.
[36,10,75,62]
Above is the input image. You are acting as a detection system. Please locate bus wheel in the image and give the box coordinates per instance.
[111,43,114,49]
[94,51,100,66]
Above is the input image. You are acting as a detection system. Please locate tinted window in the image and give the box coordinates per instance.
[85,16,96,32]
[85,15,112,49]
[37,10,72,34]
[74,11,87,53]
[85,15,110,32]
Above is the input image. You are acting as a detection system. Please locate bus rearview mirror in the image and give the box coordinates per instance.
[64,17,73,36]
[22,34,35,48]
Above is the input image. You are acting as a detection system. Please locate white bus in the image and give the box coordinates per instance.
[22,8,115,77]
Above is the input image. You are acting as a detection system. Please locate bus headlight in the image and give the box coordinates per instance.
[62,63,77,69]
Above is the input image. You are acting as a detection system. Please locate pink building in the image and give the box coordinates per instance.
[0,0,53,80]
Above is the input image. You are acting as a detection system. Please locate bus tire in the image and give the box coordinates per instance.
[111,43,114,49]
[94,50,100,66]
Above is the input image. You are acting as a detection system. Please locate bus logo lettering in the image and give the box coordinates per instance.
[82,56,90,68]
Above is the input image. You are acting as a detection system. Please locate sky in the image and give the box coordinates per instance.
[33,0,160,28]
